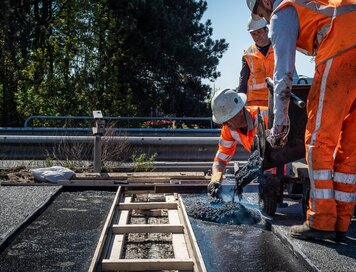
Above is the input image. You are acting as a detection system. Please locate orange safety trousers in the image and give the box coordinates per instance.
[305,48,356,232]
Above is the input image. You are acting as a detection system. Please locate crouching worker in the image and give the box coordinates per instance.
[208,89,268,197]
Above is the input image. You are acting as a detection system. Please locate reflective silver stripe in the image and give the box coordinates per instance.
[231,131,242,145]
[246,53,257,86]
[310,188,334,199]
[335,190,356,203]
[308,58,333,211]
[279,0,334,17]
[313,170,332,180]
[219,138,234,148]
[247,82,267,91]
[334,172,356,185]
[213,160,226,168]
[334,4,356,17]
[215,151,232,162]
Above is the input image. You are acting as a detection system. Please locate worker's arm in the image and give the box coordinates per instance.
[237,56,250,94]
[208,126,237,197]
[268,4,299,146]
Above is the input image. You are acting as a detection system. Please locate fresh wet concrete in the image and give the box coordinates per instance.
[182,192,311,272]
[184,185,356,272]
[185,200,261,225]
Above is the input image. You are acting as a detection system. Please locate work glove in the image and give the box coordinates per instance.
[207,172,223,198]
[266,124,289,149]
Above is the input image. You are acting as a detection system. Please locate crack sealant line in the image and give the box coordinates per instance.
[0,186,63,253]
[271,224,320,272]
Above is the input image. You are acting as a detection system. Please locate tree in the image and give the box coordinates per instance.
[0,0,228,126]
[0,0,33,126]
[107,0,228,116]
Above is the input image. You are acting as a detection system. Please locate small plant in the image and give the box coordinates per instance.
[131,153,157,172]
[44,157,54,167]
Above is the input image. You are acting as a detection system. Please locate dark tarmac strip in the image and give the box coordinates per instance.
[0,188,115,272]
[0,186,61,251]
[271,198,356,272]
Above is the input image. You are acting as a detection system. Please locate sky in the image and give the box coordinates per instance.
[202,0,315,90]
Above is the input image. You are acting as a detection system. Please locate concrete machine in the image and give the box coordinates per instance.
[234,78,311,216]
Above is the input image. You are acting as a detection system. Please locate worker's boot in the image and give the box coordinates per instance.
[289,222,335,240]
[335,231,347,243]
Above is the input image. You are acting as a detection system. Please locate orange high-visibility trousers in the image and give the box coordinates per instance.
[305,48,356,232]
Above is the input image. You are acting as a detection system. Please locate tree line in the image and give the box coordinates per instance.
[0,0,228,127]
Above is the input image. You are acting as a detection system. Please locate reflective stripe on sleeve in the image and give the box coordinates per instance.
[335,190,356,203]
[213,160,226,168]
[219,138,235,148]
[230,131,242,144]
[334,172,356,185]
[215,151,232,162]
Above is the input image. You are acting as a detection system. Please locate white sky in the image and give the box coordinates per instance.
[202,0,315,90]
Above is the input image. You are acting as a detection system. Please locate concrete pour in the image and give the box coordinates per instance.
[182,192,311,272]
[185,199,261,225]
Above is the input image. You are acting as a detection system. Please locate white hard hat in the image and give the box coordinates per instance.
[246,0,257,12]
[247,16,267,32]
[211,89,247,124]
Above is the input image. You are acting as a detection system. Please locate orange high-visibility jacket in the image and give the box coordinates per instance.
[243,44,274,105]
[274,0,356,66]
[213,106,268,167]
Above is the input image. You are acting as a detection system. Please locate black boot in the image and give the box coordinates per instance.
[335,231,347,242]
[289,222,335,240]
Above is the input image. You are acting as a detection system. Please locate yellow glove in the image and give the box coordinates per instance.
[207,172,223,197]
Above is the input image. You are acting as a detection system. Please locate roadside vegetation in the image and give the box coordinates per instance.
[0,0,228,127]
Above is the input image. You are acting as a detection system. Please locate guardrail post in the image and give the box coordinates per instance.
[92,110,105,173]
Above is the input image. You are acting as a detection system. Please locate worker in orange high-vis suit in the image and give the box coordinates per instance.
[207,89,268,197]
[237,17,274,106]
[246,0,356,242]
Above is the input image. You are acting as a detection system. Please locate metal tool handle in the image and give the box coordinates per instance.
[265,77,305,108]
[290,93,305,108]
